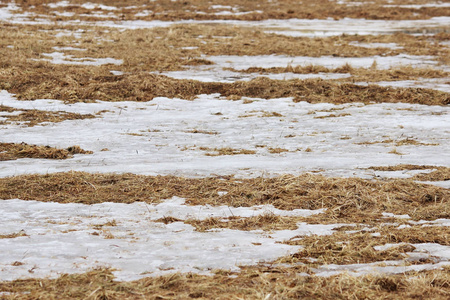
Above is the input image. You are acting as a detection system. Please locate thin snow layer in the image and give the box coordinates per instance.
[348,42,403,50]
[206,54,439,70]
[0,90,449,178]
[37,52,123,66]
[71,17,450,37]
[155,65,350,83]
[0,198,331,281]
[315,243,450,277]
[253,17,450,37]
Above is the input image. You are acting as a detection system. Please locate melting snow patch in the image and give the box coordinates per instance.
[0,91,448,178]
[0,198,328,281]
[36,52,122,66]
[206,54,438,70]
[156,65,350,83]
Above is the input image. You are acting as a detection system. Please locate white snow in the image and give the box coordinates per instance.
[156,65,350,83]
[205,54,439,71]
[36,52,122,66]
[0,90,448,179]
[348,42,403,50]
[0,198,332,281]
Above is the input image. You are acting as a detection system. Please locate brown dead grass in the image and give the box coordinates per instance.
[0,143,93,161]
[412,168,450,182]
[0,172,448,222]
[1,24,448,105]
[356,138,438,146]
[12,0,450,21]
[0,231,28,239]
[285,225,449,265]
[370,164,438,171]
[185,214,299,232]
[238,65,450,83]
[0,105,95,126]
[10,74,446,105]
[369,165,450,181]
[199,147,256,156]
[1,266,450,299]
[268,147,290,154]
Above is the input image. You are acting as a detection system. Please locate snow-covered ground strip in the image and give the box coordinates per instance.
[0,90,449,179]
[1,198,449,281]
[348,41,404,49]
[0,198,332,281]
[205,54,440,71]
[36,52,123,66]
[314,257,450,277]
[383,3,450,9]
[155,66,351,83]
[160,54,449,86]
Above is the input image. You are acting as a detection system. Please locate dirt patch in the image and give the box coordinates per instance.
[0,172,448,222]
[0,143,93,161]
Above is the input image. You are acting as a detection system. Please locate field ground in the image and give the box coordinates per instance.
[0,0,449,299]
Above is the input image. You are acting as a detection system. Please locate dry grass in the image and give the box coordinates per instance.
[0,105,95,126]
[0,143,93,161]
[1,266,450,299]
[1,24,448,105]
[0,172,448,222]
[369,165,450,181]
[268,147,290,154]
[285,225,449,265]
[185,214,300,232]
[369,164,443,171]
[238,65,450,83]
[199,147,256,156]
[314,113,351,119]
[0,231,28,239]
[356,138,438,146]
[186,129,218,135]
[413,168,450,182]
[11,0,450,21]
